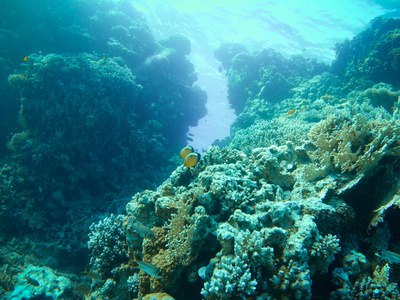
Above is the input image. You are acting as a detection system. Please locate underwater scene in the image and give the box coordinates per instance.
[1,0,400,299]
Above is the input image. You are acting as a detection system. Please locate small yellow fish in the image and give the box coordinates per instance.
[102,55,107,59]
[23,56,29,61]
[324,93,328,100]
[287,109,296,115]
[184,152,201,167]
[180,146,193,159]
[133,259,162,279]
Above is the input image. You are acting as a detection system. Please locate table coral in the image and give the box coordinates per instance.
[369,192,400,231]
[361,83,399,112]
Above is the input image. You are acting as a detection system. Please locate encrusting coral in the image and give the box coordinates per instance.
[10,264,73,300]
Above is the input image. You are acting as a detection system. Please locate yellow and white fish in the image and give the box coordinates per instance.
[184,152,201,168]
[180,145,194,159]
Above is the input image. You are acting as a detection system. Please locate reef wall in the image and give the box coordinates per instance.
[0,0,207,294]
[331,17,400,87]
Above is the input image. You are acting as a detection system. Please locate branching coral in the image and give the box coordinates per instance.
[356,264,399,299]
[332,263,400,300]
[202,255,258,300]
[308,110,400,176]
[88,214,129,278]
[234,229,275,267]
[310,234,341,274]
[270,260,312,300]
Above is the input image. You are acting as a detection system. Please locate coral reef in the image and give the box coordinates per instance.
[215,46,328,115]
[3,54,148,240]
[331,17,400,87]
[1,3,400,299]
[160,34,192,56]
[86,145,354,299]
[331,263,400,299]
[214,42,248,70]
[83,17,400,300]
[0,0,207,287]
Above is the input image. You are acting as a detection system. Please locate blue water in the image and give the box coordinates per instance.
[132,0,399,152]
